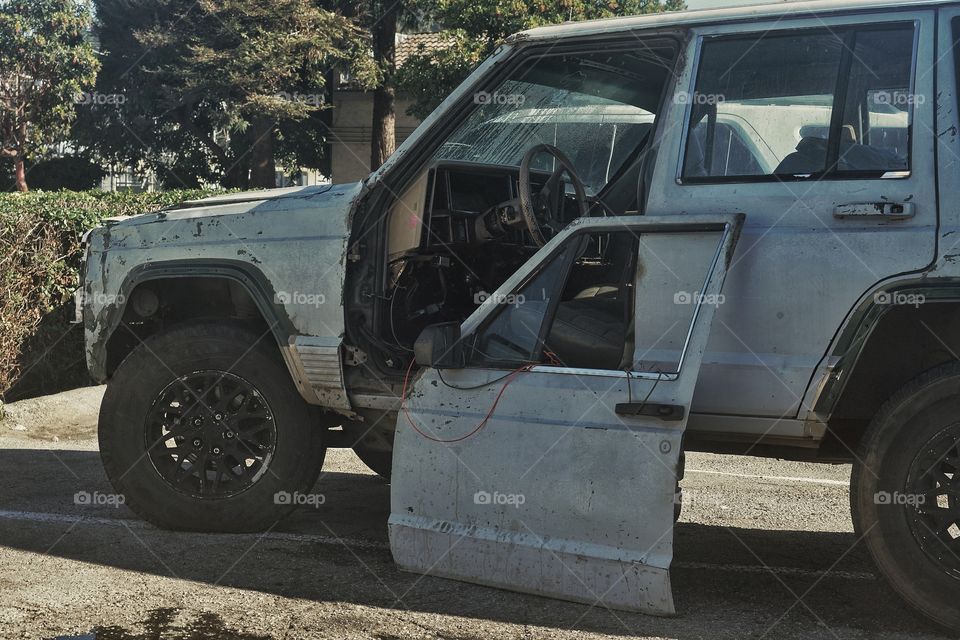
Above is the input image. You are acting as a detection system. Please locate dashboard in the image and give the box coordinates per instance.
[382,161,585,351]
[387,161,554,257]
[425,163,520,247]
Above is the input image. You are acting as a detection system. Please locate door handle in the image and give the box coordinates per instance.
[833,202,915,220]
[615,402,685,421]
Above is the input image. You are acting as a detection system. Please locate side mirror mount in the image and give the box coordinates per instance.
[414,322,465,369]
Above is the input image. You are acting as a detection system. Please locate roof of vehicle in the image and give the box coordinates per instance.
[512,0,950,41]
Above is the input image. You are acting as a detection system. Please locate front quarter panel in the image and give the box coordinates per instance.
[83,183,362,382]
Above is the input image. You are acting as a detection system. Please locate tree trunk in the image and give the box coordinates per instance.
[319,69,337,179]
[13,118,28,192]
[249,117,276,189]
[14,157,27,192]
[370,0,398,171]
[371,85,396,171]
[174,108,245,188]
[221,163,248,190]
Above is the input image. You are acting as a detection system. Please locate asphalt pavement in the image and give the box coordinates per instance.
[0,386,951,640]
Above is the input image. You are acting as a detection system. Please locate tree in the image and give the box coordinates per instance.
[343,0,436,172]
[333,0,413,173]
[0,0,99,192]
[398,0,685,120]
[78,0,377,189]
[370,0,399,170]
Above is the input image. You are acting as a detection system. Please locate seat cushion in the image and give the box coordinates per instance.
[574,285,620,299]
[545,298,625,370]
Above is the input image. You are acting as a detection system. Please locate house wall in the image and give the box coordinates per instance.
[330,90,422,184]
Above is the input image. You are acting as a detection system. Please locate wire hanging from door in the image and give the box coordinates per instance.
[401,358,534,443]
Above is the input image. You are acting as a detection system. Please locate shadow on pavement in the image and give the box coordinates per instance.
[0,448,947,640]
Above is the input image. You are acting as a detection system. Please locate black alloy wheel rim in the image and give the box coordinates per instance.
[145,370,277,499]
[905,423,960,579]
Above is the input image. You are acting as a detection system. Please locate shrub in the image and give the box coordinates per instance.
[0,189,221,402]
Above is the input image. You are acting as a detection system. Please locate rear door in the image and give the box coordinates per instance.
[646,12,935,424]
[389,214,742,614]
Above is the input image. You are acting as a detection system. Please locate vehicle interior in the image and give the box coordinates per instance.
[365,40,679,372]
[345,24,915,381]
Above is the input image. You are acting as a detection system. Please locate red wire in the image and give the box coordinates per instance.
[400,358,533,443]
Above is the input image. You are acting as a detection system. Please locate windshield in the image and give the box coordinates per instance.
[433,49,672,195]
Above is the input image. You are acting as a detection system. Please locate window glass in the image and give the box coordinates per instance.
[433,46,675,196]
[683,32,843,179]
[630,230,727,374]
[542,233,637,370]
[686,122,766,177]
[469,232,638,369]
[682,25,915,181]
[837,28,914,173]
[469,247,571,366]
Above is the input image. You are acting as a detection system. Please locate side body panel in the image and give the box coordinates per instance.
[646,10,938,426]
[803,4,960,424]
[934,6,960,266]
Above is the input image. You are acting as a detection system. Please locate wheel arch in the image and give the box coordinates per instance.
[88,259,314,401]
[816,280,960,458]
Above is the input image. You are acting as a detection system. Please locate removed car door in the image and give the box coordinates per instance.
[390,213,743,614]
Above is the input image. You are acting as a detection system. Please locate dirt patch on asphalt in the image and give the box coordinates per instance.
[1,385,104,443]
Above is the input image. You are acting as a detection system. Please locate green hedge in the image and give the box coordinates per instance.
[0,189,222,402]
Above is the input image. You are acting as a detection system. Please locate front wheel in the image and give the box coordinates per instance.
[99,323,325,532]
[851,363,960,632]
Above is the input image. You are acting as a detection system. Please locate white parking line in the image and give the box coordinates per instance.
[686,469,849,486]
[0,508,874,581]
[0,509,389,550]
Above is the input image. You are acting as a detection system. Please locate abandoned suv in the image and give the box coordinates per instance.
[80,0,960,631]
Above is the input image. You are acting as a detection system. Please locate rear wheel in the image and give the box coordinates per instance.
[851,363,960,633]
[99,323,325,532]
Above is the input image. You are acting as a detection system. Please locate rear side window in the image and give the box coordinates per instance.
[681,24,916,182]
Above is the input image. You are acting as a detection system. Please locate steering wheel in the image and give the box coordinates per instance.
[518,143,590,247]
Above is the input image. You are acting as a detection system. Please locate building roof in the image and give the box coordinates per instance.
[396,32,453,68]
[514,0,952,41]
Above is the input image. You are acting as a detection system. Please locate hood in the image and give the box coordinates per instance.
[87,181,364,256]
[101,183,354,230]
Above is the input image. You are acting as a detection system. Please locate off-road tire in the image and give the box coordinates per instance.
[851,363,960,633]
[99,322,325,532]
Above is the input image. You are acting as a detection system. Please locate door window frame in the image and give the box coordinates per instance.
[675,20,921,186]
[458,217,738,381]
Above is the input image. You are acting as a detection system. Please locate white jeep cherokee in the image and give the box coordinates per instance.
[80,0,960,630]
